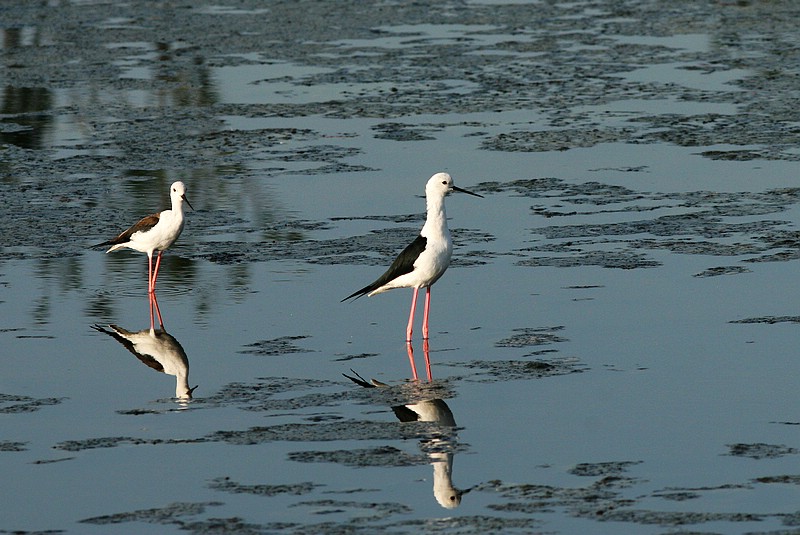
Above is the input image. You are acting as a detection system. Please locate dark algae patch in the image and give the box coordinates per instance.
[4,1,800,267]
[208,477,319,497]
[239,335,316,356]
[0,393,65,414]
[726,443,800,460]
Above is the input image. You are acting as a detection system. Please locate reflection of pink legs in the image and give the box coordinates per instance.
[406,342,418,381]
[406,287,419,342]
[150,291,165,330]
[149,293,155,332]
[422,339,432,382]
[147,251,165,333]
[406,340,433,382]
[148,292,163,332]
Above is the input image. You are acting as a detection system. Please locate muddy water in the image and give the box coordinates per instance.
[3,1,800,533]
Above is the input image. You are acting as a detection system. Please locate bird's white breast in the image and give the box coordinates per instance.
[412,233,452,287]
[131,209,185,252]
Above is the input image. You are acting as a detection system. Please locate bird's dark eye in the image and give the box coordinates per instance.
[442,181,447,185]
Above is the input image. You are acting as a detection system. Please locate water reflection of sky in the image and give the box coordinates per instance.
[4,3,800,532]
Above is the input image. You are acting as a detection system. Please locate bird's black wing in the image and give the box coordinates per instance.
[342,369,376,388]
[341,234,427,301]
[92,213,160,248]
[391,404,421,423]
[91,324,165,372]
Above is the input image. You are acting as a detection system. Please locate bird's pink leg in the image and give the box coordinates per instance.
[405,342,419,381]
[149,292,156,332]
[406,287,419,342]
[151,291,165,330]
[422,287,432,340]
[147,252,155,294]
[150,251,164,294]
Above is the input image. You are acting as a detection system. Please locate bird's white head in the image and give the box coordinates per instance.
[425,172,483,199]
[170,181,194,210]
[426,172,454,198]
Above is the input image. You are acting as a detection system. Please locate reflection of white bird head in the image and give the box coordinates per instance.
[393,398,463,509]
[92,324,197,399]
[341,373,467,509]
[431,450,462,508]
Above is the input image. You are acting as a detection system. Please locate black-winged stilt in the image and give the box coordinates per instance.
[342,172,482,341]
[343,365,467,508]
[393,397,464,508]
[92,323,197,400]
[94,181,193,295]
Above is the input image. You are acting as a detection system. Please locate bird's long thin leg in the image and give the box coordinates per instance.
[422,338,432,382]
[150,250,164,294]
[422,287,432,340]
[151,291,165,330]
[405,342,419,381]
[406,287,419,342]
[147,252,155,294]
[149,291,156,333]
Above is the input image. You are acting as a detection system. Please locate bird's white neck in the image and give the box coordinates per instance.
[170,197,185,214]
[176,373,192,399]
[421,194,448,238]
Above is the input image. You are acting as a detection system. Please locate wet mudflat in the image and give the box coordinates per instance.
[3,0,800,533]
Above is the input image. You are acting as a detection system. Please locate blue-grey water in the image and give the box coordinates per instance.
[3,1,800,533]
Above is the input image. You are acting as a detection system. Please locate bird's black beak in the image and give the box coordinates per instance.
[182,195,195,211]
[453,185,483,198]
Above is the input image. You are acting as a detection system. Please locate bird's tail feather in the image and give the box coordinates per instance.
[341,286,372,302]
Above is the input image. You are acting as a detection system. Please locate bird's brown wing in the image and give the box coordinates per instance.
[92,213,160,248]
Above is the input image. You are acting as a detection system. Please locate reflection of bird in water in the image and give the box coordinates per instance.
[94,181,193,296]
[392,398,463,508]
[342,172,482,342]
[343,370,466,508]
[92,324,197,400]
[405,339,432,382]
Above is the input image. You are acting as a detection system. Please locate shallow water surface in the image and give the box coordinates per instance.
[3,1,800,533]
